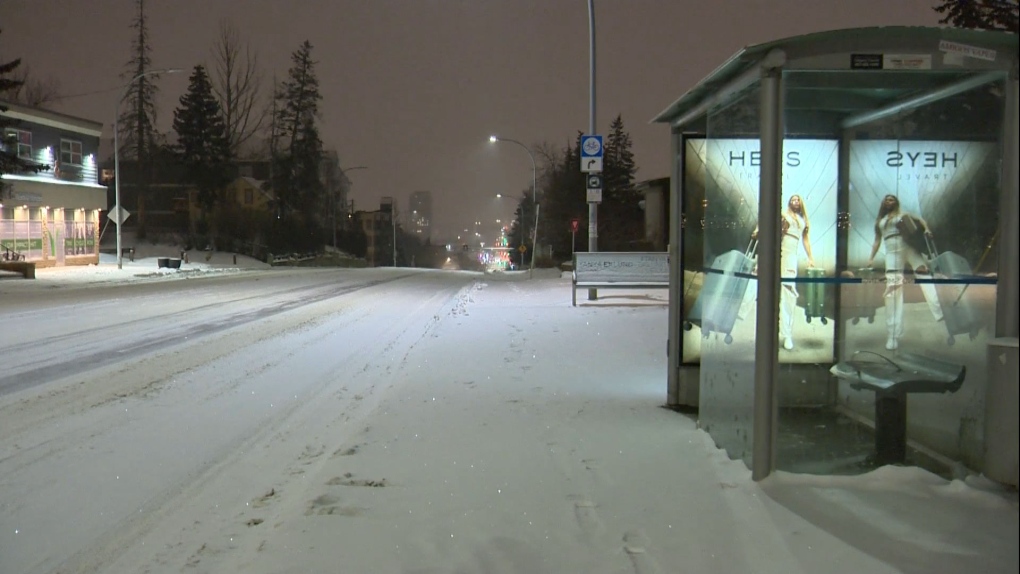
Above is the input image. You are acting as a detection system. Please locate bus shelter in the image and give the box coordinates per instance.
[653,26,1018,481]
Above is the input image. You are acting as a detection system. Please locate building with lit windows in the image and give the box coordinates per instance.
[1,101,105,267]
[408,190,432,240]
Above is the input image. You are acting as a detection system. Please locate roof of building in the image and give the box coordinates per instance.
[232,176,274,199]
[0,99,104,137]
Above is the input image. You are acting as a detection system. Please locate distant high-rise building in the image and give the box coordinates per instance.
[409,191,433,240]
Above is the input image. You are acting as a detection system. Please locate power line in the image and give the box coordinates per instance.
[50,85,124,102]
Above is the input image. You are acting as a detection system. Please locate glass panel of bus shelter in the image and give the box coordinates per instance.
[780,70,1005,476]
[692,85,763,468]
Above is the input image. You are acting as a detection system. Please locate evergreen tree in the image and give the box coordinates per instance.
[1,33,48,186]
[532,135,590,260]
[271,40,324,226]
[934,0,1018,31]
[117,0,161,234]
[172,65,231,215]
[601,115,642,250]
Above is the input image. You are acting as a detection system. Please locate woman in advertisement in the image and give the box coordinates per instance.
[866,194,943,350]
[753,194,815,350]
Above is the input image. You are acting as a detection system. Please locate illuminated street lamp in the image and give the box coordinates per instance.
[113,68,183,269]
[488,135,538,275]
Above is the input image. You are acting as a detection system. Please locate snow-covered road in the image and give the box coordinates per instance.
[1,268,476,573]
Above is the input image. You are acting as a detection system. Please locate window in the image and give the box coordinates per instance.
[4,128,32,159]
[60,139,83,166]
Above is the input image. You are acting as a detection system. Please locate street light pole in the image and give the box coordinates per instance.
[113,68,181,269]
[488,135,538,276]
[587,0,598,300]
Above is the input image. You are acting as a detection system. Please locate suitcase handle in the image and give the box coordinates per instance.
[924,234,939,260]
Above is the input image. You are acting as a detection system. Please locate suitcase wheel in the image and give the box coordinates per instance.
[821,317,828,325]
[683,322,692,332]
[724,334,733,345]
[851,317,860,325]
[806,316,812,324]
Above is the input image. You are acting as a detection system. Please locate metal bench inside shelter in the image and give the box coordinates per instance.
[830,352,966,466]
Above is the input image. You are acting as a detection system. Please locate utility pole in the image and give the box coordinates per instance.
[587,0,598,300]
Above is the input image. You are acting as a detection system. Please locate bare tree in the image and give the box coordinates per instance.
[1,63,62,108]
[211,20,265,161]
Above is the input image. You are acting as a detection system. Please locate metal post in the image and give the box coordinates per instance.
[531,204,540,277]
[392,204,397,267]
[666,129,684,407]
[997,66,1019,338]
[488,137,538,275]
[587,0,598,300]
[752,64,784,482]
[113,108,122,270]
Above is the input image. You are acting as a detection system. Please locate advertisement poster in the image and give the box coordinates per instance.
[682,138,839,364]
[846,140,998,267]
[844,140,998,352]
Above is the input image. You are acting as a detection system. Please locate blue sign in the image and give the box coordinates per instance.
[581,135,603,158]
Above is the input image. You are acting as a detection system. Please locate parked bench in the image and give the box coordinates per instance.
[571,252,669,306]
[0,261,36,279]
[830,351,965,465]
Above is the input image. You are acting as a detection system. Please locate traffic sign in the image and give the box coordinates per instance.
[109,205,131,226]
[518,244,527,253]
[570,218,580,232]
[581,135,603,158]
[581,157,603,173]
[580,134,603,173]
[586,174,602,189]
[586,188,602,203]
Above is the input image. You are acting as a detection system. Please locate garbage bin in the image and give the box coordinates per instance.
[984,337,1018,487]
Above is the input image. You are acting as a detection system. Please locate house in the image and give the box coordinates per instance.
[223,176,274,212]
[1,100,105,267]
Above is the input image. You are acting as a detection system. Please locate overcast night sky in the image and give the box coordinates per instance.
[1,0,941,239]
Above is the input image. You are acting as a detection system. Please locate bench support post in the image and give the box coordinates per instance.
[874,392,908,465]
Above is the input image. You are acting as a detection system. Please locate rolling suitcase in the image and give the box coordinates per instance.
[803,266,828,325]
[925,237,981,345]
[842,267,884,325]
[686,240,757,344]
